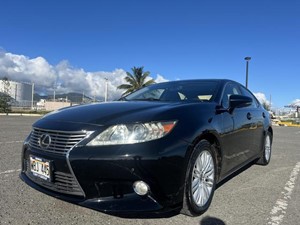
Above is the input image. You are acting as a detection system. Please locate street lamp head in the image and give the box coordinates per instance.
[244,57,251,61]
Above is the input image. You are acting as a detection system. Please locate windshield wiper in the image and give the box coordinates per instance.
[118,97,128,101]
[130,98,161,101]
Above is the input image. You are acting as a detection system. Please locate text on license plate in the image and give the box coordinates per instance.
[30,156,51,181]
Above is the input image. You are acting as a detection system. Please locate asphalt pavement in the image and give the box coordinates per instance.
[0,116,299,225]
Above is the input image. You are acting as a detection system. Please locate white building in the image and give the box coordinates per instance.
[0,80,33,107]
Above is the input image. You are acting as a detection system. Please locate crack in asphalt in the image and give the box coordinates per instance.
[0,169,21,175]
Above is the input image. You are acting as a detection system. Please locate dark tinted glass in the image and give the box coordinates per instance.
[240,86,259,108]
[124,81,219,102]
[222,83,242,108]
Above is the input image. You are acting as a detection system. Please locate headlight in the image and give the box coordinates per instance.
[87,121,177,146]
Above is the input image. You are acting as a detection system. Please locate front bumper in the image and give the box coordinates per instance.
[20,131,190,215]
[20,171,164,214]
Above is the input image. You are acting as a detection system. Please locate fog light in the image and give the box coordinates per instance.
[133,181,149,196]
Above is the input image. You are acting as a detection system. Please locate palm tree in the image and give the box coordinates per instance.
[118,66,155,96]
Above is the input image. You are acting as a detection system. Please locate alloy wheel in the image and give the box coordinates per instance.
[265,134,271,162]
[191,150,215,207]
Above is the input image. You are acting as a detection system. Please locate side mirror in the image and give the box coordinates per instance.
[229,95,252,112]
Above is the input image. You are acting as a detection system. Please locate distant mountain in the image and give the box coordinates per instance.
[34,92,93,103]
[33,93,45,102]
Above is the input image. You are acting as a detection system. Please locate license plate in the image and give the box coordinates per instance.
[30,155,51,181]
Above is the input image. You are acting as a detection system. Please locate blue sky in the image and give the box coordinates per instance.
[0,0,299,108]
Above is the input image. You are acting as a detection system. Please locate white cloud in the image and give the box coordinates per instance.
[290,99,300,106]
[155,74,168,83]
[0,50,168,101]
[254,92,270,105]
[0,52,56,87]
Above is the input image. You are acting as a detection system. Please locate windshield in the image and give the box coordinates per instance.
[123,80,219,102]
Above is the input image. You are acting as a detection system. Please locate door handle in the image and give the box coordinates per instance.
[247,112,252,120]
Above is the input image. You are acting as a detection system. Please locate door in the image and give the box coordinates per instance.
[219,83,255,177]
[239,85,265,157]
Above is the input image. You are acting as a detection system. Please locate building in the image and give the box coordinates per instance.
[0,80,33,107]
[36,99,72,111]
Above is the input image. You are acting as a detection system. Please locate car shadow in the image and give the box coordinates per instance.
[200,216,226,225]
[106,207,181,219]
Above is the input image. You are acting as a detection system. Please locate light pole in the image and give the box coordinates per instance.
[53,81,57,102]
[104,78,108,102]
[31,83,34,110]
[244,57,251,88]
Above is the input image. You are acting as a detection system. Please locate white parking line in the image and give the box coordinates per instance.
[267,162,300,225]
[0,169,21,175]
[0,141,23,144]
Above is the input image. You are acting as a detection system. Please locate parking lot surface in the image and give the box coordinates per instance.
[0,116,299,225]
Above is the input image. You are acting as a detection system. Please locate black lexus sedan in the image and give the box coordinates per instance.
[20,79,272,216]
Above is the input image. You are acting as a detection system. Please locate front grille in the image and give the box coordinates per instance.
[29,128,87,155]
[25,159,84,197]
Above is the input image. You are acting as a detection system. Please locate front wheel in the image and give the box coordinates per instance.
[181,140,217,216]
[256,131,272,165]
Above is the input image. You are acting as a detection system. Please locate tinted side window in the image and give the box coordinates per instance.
[222,83,241,108]
[142,89,165,100]
[239,86,259,108]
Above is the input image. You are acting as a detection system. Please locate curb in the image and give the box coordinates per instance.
[0,113,42,117]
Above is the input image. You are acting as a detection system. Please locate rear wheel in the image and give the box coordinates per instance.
[256,131,272,165]
[181,140,217,216]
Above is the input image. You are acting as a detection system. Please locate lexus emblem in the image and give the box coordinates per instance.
[39,134,51,149]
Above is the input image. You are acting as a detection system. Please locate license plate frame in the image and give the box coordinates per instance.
[29,155,52,182]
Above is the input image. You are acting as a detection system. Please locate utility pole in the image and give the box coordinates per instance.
[15,83,17,100]
[31,83,34,110]
[104,78,108,102]
[53,81,56,102]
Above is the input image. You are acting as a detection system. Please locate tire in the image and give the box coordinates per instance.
[256,131,272,165]
[181,140,217,216]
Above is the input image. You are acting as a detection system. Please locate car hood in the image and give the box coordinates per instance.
[37,101,187,127]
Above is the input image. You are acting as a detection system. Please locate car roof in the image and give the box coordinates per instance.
[158,79,240,86]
